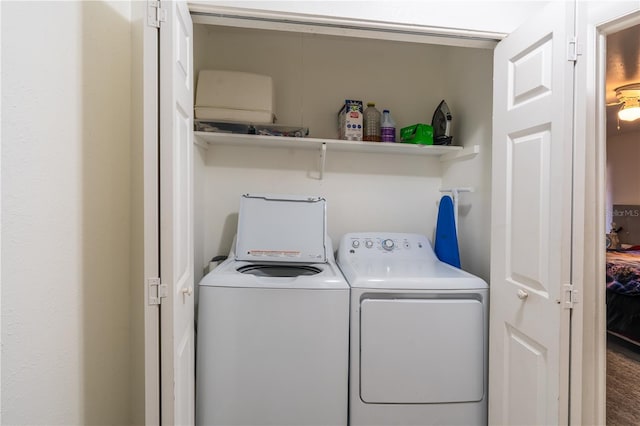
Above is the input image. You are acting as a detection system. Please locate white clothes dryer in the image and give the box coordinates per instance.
[337,232,488,426]
[196,194,349,426]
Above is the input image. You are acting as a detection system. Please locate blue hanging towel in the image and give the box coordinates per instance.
[434,195,461,268]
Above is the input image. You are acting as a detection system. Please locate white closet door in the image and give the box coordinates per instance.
[159,1,195,424]
[489,1,575,425]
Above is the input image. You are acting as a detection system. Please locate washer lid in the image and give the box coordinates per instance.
[236,194,327,263]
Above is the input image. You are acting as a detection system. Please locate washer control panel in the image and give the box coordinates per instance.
[340,232,435,259]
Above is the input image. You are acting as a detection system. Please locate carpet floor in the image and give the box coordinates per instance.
[607,337,640,426]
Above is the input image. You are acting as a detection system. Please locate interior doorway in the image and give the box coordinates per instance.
[603,21,640,426]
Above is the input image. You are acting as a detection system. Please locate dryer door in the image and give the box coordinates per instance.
[360,298,484,404]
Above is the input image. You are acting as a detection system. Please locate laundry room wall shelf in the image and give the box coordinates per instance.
[194,132,465,156]
[194,132,464,178]
[194,132,463,156]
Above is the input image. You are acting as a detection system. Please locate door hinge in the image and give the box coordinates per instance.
[148,1,167,29]
[562,283,579,309]
[567,36,582,62]
[148,277,168,305]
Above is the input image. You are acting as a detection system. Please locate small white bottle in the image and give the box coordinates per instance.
[381,109,396,142]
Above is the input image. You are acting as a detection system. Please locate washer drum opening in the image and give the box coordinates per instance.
[237,264,322,277]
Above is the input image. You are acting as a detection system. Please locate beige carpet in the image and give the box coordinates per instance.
[607,345,640,426]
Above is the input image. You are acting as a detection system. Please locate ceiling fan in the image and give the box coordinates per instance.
[607,83,640,123]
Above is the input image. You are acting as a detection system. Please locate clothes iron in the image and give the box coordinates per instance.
[431,100,453,145]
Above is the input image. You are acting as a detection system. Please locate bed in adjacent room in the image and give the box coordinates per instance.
[606,249,640,345]
[606,205,640,346]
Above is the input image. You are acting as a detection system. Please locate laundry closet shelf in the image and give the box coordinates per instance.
[194,132,464,157]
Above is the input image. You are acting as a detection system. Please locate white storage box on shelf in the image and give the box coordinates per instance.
[194,70,275,123]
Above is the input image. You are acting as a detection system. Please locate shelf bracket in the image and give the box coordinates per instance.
[193,135,209,150]
[319,143,327,180]
[440,144,479,162]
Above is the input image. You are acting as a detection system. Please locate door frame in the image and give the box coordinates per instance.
[134,1,160,424]
[0,1,3,422]
[150,3,640,424]
[576,3,640,425]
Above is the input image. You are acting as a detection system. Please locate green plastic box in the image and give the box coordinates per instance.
[400,124,434,145]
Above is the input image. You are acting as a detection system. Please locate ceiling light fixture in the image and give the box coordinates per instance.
[615,83,640,122]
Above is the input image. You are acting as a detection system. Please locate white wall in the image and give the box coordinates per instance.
[195,0,548,35]
[193,24,493,282]
[606,129,640,228]
[194,25,452,140]
[440,46,493,280]
[1,2,133,424]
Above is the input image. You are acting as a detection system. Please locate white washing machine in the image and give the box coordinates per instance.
[337,232,488,426]
[196,194,349,426]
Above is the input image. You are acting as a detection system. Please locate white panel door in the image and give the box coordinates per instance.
[490,2,575,425]
[160,1,195,424]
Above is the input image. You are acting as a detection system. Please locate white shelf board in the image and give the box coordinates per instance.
[194,131,464,157]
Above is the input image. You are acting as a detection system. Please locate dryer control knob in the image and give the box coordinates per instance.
[352,240,360,249]
[365,240,374,249]
[382,239,395,251]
